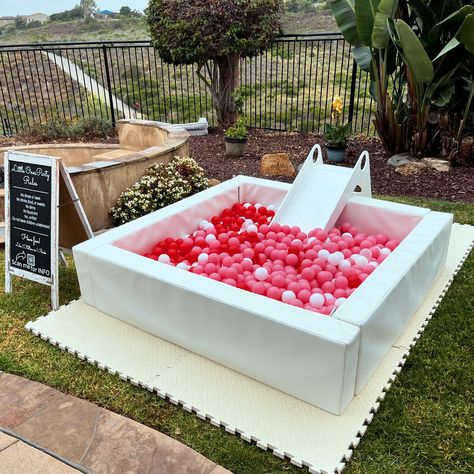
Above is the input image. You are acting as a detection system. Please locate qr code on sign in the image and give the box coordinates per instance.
[27,254,35,267]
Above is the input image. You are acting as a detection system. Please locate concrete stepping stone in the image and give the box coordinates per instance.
[0,438,78,473]
[0,373,229,473]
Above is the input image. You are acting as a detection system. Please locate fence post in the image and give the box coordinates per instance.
[347,59,358,130]
[102,45,116,127]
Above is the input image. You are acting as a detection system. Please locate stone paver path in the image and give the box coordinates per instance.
[0,432,78,473]
[0,372,229,473]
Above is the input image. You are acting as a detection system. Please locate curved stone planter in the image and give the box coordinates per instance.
[0,120,190,231]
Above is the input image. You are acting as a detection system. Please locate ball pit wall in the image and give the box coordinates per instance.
[73,176,452,414]
[73,178,360,415]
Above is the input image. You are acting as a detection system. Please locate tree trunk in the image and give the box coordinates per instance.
[215,54,240,128]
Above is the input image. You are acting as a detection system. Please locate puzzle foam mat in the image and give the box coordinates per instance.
[26,223,474,473]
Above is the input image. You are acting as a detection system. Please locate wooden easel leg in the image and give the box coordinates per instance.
[58,249,68,267]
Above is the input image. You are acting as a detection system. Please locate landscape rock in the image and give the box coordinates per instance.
[395,161,428,176]
[387,153,412,168]
[260,153,295,177]
[421,157,451,172]
[208,178,221,187]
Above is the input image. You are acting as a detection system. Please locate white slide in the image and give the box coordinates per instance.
[272,144,372,232]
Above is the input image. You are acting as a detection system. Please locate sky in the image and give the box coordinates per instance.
[0,0,148,16]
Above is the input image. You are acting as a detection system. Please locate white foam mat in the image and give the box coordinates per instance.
[26,223,474,473]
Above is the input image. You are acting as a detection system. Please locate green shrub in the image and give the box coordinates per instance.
[225,116,248,139]
[111,156,209,225]
[18,116,115,143]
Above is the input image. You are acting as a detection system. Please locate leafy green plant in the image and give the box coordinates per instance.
[111,156,209,225]
[330,0,474,158]
[224,116,248,140]
[325,96,351,146]
[147,0,282,127]
[18,116,115,143]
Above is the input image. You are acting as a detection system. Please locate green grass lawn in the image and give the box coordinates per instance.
[0,196,473,473]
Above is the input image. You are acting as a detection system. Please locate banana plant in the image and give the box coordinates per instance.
[330,0,474,157]
[330,0,403,154]
[387,5,474,156]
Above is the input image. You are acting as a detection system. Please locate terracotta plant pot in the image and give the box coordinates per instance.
[326,144,346,162]
[224,137,248,157]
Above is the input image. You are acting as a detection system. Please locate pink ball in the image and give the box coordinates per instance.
[375,233,388,245]
[228,236,240,247]
[297,289,311,303]
[288,298,304,308]
[334,276,349,289]
[285,253,299,266]
[264,246,275,258]
[209,240,220,249]
[298,279,311,291]
[193,265,204,274]
[334,288,347,299]
[360,248,372,259]
[223,278,237,286]
[222,256,234,267]
[370,246,380,258]
[271,274,286,288]
[317,271,333,285]
[204,263,217,274]
[321,281,336,293]
[252,282,266,295]
[386,240,399,251]
[301,267,315,281]
[316,230,328,241]
[209,272,221,281]
[208,253,220,264]
[266,286,282,300]
[324,242,339,253]
[270,250,280,261]
[287,281,301,293]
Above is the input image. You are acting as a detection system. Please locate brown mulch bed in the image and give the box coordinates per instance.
[190,129,474,204]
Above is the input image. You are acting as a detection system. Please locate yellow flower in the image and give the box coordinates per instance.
[332,96,343,115]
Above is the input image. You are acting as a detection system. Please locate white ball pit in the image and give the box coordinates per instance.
[73,175,452,414]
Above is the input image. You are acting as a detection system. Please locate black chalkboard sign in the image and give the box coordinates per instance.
[5,151,60,309]
[9,159,53,277]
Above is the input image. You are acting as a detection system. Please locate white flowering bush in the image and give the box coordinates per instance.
[111,156,209,225]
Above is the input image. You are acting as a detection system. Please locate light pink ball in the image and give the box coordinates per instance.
[309,292,325,308]
[254,267,269,281]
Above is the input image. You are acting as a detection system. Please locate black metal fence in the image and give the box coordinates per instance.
[0,35,374,136]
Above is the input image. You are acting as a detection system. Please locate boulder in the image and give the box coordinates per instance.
[395,161,428,176]
[421,157,451,172]
[387,153,412,168]
[260,153,295,177]
[208,178,221,187]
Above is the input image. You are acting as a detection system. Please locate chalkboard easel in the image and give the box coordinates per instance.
[5,152,60,310]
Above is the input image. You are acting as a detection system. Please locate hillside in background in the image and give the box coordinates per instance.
[0,12,338,45]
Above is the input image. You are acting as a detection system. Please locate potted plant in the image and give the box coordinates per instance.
[324,96,351,162]
[224,116,248,157]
